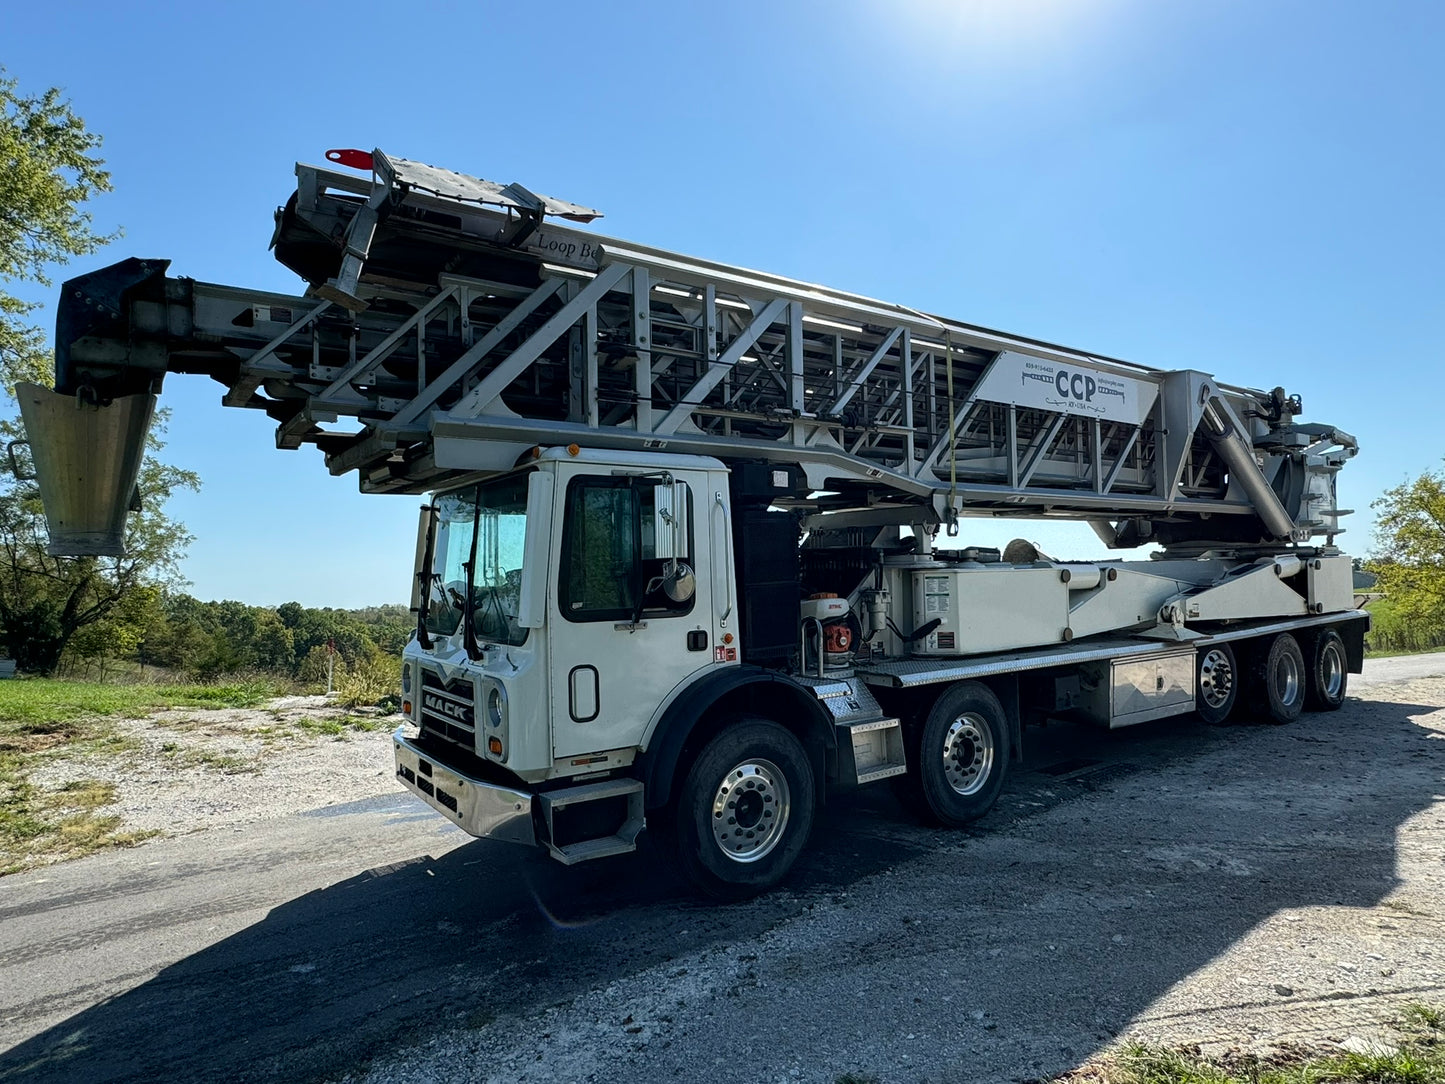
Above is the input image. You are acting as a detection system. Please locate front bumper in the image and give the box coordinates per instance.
[392,728,536,846]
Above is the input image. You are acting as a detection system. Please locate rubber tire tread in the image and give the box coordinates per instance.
[1248,633,1306,725]
[895,681,1011,828]
[1305,628,1348,712]
[670,716,814,900]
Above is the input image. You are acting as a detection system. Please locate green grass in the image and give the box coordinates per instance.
[1052,1004,1444,1084]
[157,742,260,775]
[1364,644,1445,660]
[1362,597,1445,658]
[0,677,283,874]
[291,714,394,740]
[0,677,285,728]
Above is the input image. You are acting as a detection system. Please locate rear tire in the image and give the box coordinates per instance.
[1195,642,1239,725]
[895,681,1011,827]
[671,717,815,899]
[1305,628,1348,712]
[1248,633,1306,725]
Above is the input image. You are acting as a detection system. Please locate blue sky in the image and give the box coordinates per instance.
[6,0,1441,607]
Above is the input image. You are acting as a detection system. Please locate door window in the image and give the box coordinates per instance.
[559,477,694,622]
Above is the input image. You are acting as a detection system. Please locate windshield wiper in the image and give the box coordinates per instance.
[460,487,482,661]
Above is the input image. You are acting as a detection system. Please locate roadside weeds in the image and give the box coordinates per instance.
[1,679,397,874]
[1045,1004,1445,1084]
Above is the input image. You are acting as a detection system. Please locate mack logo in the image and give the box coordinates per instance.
[423,692,473,725]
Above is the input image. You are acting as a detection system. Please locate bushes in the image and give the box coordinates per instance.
[1366,597,1445,655]
[333,652,400,710]
[37,594,410,708]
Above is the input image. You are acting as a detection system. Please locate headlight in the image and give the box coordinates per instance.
[401,663,412,694]
[487,687,504,727]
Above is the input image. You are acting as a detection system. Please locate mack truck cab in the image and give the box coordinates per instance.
[395,446,856,896]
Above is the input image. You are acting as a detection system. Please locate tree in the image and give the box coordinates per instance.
[1366,463,1445,649]
[0,416,199,673]
[1,68,115,391]
[0,71,201,674]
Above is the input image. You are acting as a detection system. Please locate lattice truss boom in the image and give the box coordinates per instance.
[55,151,1354,543]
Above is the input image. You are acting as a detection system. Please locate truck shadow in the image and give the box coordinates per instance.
[1,695,1440,1083]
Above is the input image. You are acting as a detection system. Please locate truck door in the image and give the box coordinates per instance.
[548,468,717,761]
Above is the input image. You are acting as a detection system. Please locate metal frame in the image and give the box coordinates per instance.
[54,151,1356,543]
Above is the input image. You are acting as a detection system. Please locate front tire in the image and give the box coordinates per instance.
[1305,628,1348,712]
[1249,633,1306,725]
[897,681,1011,827]
[672,717,815,899]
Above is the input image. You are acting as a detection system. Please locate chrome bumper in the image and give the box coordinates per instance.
[392,728,536,846]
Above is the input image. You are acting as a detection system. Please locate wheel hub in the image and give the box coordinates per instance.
[710,758,790,863]
[1275,651,1301,705]
[1322,642,1344,698]
[942,714,995,796]
[1199,649,1234,709]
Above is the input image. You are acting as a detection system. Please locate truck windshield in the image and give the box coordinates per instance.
[422,473,530,646]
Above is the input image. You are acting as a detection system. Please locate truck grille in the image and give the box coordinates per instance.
[418,669,476,753]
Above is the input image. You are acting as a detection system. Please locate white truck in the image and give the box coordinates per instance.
[19,149,1365,896]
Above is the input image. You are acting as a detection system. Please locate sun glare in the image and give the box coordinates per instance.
[879,0,1126,69]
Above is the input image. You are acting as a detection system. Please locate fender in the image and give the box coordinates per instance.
[637,665,835,811]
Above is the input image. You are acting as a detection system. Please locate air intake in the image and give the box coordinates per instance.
[15,383,156,557]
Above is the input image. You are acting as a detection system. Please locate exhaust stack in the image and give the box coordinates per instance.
[15,383,156,557]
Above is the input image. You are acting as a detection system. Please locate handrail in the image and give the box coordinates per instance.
[713,491,733,625]
[799,616,826,678]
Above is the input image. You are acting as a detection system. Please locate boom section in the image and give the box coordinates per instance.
[49,150,1354,547]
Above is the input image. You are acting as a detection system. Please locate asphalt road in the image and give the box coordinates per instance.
[1,655,1442,1084]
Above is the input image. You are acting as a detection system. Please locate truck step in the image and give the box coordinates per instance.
[838,716,908,786]
[547,834,641,865]
[538,778,645,866]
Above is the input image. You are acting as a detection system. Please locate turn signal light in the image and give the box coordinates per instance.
[488,736,503,755]
[402,700,412,715]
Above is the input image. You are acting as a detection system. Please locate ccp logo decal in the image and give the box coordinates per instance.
[1054,369,1096,402]
[973,351,1157,426]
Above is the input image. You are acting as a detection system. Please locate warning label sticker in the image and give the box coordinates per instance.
[924,576,950,614]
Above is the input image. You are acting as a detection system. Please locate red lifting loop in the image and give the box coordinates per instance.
[325,148,374,171]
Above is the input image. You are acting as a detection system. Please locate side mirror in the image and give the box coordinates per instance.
[661,562,695,603]
[410,504,434,613]
[651,481,689,561]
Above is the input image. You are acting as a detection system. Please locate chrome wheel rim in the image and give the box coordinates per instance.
[1199,648,1235,709]
[1275,650,1301,706]
[711,758,790,863]
[1322,642,1345,699]
[942,714,995,796]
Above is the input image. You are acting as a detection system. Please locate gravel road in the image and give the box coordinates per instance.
[0,659,1441,1084]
